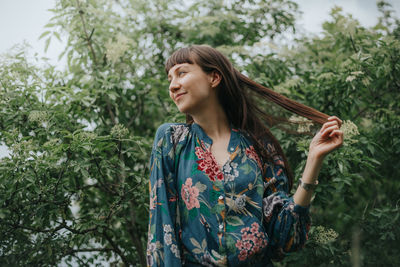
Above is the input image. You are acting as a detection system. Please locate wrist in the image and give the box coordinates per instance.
[307,151,325,163]
[298,178,319,191]
[302,153,324,184]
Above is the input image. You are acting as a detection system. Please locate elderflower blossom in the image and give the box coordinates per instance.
[289,115,313,133]
[11,139,34,155]
[28,111,48,124]
[313,225,339,245]
[75,132,97,143]
[341,120,360,145]
[44,138,61,148]
[111,124,129,139]
[346,71,364,83]
[105,33,130,64]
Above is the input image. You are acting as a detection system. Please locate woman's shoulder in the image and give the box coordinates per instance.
[154,123,191,145]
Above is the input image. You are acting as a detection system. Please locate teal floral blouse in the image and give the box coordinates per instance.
[147,123,310,267]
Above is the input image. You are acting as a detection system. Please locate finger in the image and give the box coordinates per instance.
[320,120,340,133]
[330,130,344,148]
[329,129,344,139]
[321,125,340,137]
[327,116,342,127]
[320,121,339,132]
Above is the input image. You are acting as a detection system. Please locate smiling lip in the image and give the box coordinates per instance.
[175,93,186,100]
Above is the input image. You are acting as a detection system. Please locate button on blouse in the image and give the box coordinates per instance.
[147,123,311,267]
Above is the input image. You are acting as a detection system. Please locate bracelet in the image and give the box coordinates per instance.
[298,179,319,191]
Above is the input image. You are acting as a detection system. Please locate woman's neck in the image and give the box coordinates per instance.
[191,105,230,141]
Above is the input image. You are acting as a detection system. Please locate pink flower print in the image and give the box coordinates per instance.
[235,240,244,250]
[235,222,268,261]
[245,146,262,169]
[181,178,200,210]
[150,195,157,210]
[241,227,250,234]
[244,241,252,250]
[251,222,258,234]
[238,250,248,261]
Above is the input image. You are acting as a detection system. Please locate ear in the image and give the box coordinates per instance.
[209,70,222,88]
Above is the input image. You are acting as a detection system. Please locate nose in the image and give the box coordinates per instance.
[169,77,180,93]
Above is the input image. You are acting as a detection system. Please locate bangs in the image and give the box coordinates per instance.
[165,47,195,74]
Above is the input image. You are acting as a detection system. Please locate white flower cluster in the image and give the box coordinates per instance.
[44,138,61,148]
[223,162,239,182]
[289,115,313,133]
[111,124,129,139]
[163,224,180,257]
[28,111,48,124]
[105,33,130,64]
[11,139,33,154]
[75,131,97,143]
[342,120,360,145]
[346,71,364,83]
[313,225,339,245]
[170,125,190,144]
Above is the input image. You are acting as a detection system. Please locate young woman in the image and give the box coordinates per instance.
[146,45,343,267]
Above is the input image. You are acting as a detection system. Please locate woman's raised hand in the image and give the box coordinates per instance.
[309,116,344,160]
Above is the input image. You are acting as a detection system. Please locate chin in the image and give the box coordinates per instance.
[176,103,191,114]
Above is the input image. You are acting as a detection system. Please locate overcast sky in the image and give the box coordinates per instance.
[1,0,400,158]
[1,0,399,67]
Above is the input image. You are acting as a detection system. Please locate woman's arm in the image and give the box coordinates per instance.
[147,124,182,267]
[293,116,344,206]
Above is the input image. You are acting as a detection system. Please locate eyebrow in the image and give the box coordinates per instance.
[167,66,183,81]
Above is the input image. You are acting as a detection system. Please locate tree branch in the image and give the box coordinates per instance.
[92,156,118,195]
[54,154,70,197]
[103,230,130,266]
[349,35,358,53]
[76,0,98,66]
[7,221,98,235]
[106,99,117,125]
[128,200,146,266]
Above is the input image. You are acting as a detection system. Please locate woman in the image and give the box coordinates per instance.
[146,45,343,266]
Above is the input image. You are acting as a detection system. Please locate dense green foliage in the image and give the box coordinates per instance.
[0,0,399,266]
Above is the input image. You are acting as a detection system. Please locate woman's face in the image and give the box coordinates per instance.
[167,63,217,115]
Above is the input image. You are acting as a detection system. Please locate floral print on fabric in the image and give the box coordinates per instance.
[170,124,189,145]
[245,145,263,169]
[236,222,268,261]
[163,224,180,258]
[222,161,239,182]
[195,141,224,181]
[181,178,200,210]
[147,123,311,267]
[262,193,286,223]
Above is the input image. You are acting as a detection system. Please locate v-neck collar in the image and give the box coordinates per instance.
[191,122,240,153]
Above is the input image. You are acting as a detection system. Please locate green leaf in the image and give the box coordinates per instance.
[53,31,61,42]
[239,163,252,174]
[226,216,244,226]
[38,31,51,40]
[44,37,51,53]
[200,202,210,217]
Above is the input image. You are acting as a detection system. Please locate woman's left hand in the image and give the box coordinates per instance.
[309,116,344,160]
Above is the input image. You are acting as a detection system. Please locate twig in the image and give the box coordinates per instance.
[128,200,146,266]
[103,230,130,266]
[106,99,117,125]
[349,35,358,53]
[76,0,97,65]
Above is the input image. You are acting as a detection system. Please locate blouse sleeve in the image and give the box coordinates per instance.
[146,124,182,267]
[262,147,311,261]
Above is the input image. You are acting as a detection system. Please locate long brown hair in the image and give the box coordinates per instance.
[165,45,329,190]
